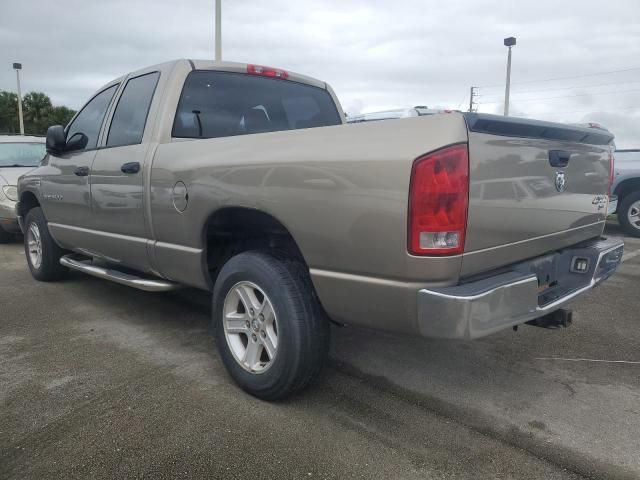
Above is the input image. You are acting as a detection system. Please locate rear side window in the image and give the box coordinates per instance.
[66,84,118,150]
[172,71,341,139]
[107,72,160,147]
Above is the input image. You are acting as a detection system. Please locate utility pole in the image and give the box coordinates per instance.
[215,0,221,61]
[503,37,516,116]
[468,86,477,112]
[13,63,24,135]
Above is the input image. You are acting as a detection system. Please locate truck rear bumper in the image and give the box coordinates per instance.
[417,237,624,339]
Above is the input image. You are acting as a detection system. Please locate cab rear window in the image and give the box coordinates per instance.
[172,71,341,139]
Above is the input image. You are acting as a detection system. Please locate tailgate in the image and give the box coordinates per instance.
[461,113,614,277]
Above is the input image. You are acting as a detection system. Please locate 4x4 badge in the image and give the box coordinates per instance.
[555,171,566,192]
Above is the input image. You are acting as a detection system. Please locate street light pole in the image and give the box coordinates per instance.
[215,0,221,61]
[503,37,516,116]
[13,63,24,135]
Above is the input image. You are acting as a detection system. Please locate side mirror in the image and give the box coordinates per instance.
[46,125,66,155]
[65,132,88,152]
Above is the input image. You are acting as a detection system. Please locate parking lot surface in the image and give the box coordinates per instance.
[1,225,639,479]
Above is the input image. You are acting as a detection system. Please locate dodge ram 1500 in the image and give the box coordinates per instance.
[17,59,624,399]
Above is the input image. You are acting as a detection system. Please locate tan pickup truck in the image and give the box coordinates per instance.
[16,59,623,399]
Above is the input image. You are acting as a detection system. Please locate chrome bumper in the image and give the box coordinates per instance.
[14,201,25,233]
[0,217,20,234]
[0,199,20,233]
[417,237,624,339]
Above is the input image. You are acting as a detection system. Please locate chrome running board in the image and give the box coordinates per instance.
[60,255,180,292]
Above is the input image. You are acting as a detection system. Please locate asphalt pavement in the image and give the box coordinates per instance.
[1,224,639,479]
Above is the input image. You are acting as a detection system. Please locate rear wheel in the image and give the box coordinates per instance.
[618,191,640,238]
[23,207,68,281]
[212,251,329,400]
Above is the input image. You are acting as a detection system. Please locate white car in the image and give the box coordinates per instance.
[0,135,46,242]
[347,106,459,123]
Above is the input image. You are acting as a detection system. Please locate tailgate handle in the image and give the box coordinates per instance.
[549,150,571,168]
[74,166,89,177]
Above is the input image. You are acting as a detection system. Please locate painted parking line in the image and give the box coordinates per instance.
[607,234,640,262]
[621,238,640,247]
[536,357,640,365]
[622,249,640,263]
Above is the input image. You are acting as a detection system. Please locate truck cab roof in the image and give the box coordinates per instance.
[98,59,328,94]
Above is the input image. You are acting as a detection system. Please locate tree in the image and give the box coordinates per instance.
[48,106,76,128]
[23,92,53,133]
[0,90,75,135]
[0,91,19,134]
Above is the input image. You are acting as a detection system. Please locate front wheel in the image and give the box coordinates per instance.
[618,191,640,238]
[212,251,329,400]
[23,207,68,281]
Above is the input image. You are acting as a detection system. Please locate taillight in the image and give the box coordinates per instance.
[408,144,469,256]
[247,64,289,79]
[608,150,615,195]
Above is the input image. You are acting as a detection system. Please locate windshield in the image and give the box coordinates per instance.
[0,143,46,167]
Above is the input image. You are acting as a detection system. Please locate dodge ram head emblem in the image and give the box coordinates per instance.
[555,171,566,192]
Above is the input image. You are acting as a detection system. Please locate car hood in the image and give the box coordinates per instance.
[0,167,35,186]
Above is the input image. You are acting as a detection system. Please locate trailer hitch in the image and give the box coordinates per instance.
[526,309,573,329]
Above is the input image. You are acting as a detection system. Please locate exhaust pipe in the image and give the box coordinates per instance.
[526,308,573,329]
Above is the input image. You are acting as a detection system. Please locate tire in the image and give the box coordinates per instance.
[212,251,330,400]
[23,207,69,281]
[0,226,13,244]
[618,191,640,238]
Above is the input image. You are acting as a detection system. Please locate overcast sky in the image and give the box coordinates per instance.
[1,0,639,147]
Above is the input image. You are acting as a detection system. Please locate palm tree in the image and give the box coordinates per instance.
[48,106,76,129]
[0,91,19,133]
[0,90,76,135]
[23,92,53,134]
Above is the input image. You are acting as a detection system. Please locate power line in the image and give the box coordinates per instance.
[481,106,640,118]
[478,66,640,89]
[455,92,468,110]
[480,79,640,96]
[479,88,640,105]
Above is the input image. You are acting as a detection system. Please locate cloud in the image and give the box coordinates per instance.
[1,0,639,146]
[581,111,640,149]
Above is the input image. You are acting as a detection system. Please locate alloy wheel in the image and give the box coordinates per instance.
[27,222,43,269]
[222,281,278,373]
[628,200,640,230]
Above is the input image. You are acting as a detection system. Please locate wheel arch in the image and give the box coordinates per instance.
[17,190,41,218]
[201,206,333,320]
[613,177,640,202]
[201,206,311,286]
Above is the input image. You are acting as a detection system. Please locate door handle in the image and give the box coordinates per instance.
[74,166,89,177]
[121,162,141,174]
[549,150,571,168]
